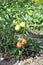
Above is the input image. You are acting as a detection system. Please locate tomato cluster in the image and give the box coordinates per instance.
[16,39,27,49]
[12,21,26,32]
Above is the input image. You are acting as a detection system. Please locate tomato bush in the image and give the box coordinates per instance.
[0,0,43,59]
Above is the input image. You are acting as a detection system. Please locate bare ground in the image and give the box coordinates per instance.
[14,54,43,65]
[0,54,43,65]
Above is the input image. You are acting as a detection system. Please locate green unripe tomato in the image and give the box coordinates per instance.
[20,22,26,28]
[12,20,18,26]
[15,24,21,32]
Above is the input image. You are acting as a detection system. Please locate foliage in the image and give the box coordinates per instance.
[0,0,43,59]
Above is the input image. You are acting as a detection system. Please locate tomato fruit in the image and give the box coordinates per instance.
[16,42,22,49]
[12,20,18,26]
[21,39,27,45]
[20,22,25,28]
[15,25,21,31]
[29,13,32,16]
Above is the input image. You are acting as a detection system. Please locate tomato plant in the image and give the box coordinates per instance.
[0,0,43,59]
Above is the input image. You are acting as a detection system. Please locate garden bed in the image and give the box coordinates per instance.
[0,0,43,65]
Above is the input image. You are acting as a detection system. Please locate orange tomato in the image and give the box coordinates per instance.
[21,39,27,45]
[16,42,22,49]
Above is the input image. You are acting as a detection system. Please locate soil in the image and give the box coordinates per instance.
[14,54,43,65]
[0,54,43,65]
